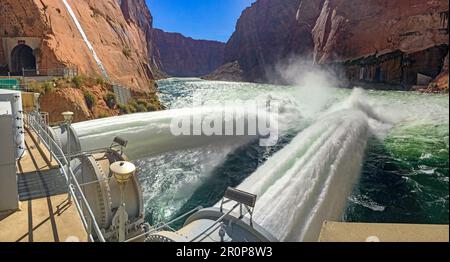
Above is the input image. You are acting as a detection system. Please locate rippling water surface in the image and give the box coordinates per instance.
[75,78,449,238]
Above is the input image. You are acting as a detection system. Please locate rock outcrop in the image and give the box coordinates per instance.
[203,61,245,82]
[313,0,449,63]
[153,29,225,77]
[431,52,449,91]
[313,0,449,88]
[40,87,99,123]
[211,0,449,90]
[221,0,319,82]
[0,0,163,122]
[117,0,164,78]
[208,0,325,83]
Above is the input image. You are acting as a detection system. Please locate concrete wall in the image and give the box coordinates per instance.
[1,37,42,72]
[338,44,449,89]
[0,102,19,212]
[0,89,25,159]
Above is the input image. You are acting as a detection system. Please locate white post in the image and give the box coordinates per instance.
[62,111,74,203]
[67,122,71,168]
[118,184,126,242]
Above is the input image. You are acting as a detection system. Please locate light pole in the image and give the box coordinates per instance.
[110,161,136,242]
[62,111,74,203]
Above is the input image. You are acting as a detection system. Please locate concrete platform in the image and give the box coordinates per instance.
[17,129,59,174]
[1,129,87,242]
[0,194,87,242]
[319,221,449,242]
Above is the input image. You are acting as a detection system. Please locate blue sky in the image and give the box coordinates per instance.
[146,0,255,42]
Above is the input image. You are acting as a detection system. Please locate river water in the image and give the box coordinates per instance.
[74,78,449,241]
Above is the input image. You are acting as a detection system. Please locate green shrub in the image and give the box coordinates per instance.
[128,103,138,113]
[136,98,149,108]
[146,102,159,112]
[98,112,109,118]
[72,76,84,88]
[122,47,132,59]
[136,104,147,112]
[130,100,147,113]
[42,81,55,93]
[27,81,55,94]
[54,77,72,89]
[103,92,117,109]
[96,76,108,87]
[117,98,159,115]
[117,103,130,114]
[84,91,96,109]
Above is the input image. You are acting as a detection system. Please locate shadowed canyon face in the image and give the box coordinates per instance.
[209,0,448,90]
[220,0,324,82]
[152,29,225,77]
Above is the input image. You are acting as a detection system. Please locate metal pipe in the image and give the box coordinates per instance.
[79,177,112,187]
[189,203,240,243]
[124,206,203,243]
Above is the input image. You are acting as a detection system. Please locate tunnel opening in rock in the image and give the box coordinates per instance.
[10,44,36,74]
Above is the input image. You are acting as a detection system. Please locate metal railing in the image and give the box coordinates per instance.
[22,67,79,78]
[124,206,204,242]
[125,203,243,243]
[189,203,240,242]
[25,111,106,242]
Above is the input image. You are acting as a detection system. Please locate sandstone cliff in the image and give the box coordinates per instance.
[211,0,448,90]
[117,0,164,77]
[0,0,163,122]
[153,29,225,77]
[313,0,448,63]
[222,0,318,82]
[313,0,449,88]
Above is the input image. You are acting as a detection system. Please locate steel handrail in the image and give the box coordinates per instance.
[26,112,106,242]
[21,67,78,77]
[124,206,204,243]
[189,203,240,242]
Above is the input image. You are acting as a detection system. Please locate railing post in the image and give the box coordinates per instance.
[48,127,53,163]
[37,120,41,145]
[88,215,92,242]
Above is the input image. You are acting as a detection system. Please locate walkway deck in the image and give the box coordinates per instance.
[0,194,87,242]
[0,130,87,242]
[17,129,59,174]
[319,221,449,242]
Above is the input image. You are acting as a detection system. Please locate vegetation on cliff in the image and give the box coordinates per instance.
[26,75,163,123]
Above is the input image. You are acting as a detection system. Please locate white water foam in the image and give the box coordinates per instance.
[223,108,370,241]
[73,76,448,241]
[74,106,273,160]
